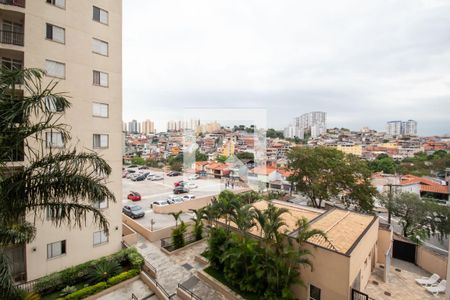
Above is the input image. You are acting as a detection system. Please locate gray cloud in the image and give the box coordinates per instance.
[123,0,450,135]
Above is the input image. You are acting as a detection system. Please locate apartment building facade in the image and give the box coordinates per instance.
[1,0,122,281]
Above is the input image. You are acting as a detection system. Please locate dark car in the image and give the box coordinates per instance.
[167,171,181,177]
[173,186,189,194]
[133,172,149,181]
[138,166,150,170]
[122,204,145,219]
[127,191,141,201]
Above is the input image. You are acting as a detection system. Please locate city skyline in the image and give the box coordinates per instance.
[123,0,450,136]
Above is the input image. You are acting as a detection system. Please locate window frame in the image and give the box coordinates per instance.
[93,231,109,246]
[92,38,109,56]
[309,284,321,300]
[45,23,65,44]
[45,132,64,148]
[93,199,108,209]
[93,134,109,149]
[47,240,66,259]
[45,59,66,79]
[93,70,109,87]
[46,0,66,9]
[92,102,109,118]
[93,6,109,25]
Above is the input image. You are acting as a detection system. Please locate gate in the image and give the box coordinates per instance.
[393,239,416,263]
[351,289,375,300]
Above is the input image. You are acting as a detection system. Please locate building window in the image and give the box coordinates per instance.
[47,240,66,259]
[2,57,22,70]
[45,96,64,112]
[93,70,108,87]
[92,102,108,118]
[310,285,321,300]
[46,132,64,148]
[93,6,108,25]
[93,231,108,246]
[46,24,65,43]
[45,60,65,79]
[46,0,65,9]
[93,199,108,209]
[92,38,108,56]
[93,134,109,149]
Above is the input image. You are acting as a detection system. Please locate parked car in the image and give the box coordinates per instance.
[186,182,198,189]
[150,175,163,181]
[151,200,169,208]
[174,180,186,187]
[122,205,145,219]
[127,165,138,170]
[133,172,149,181]
[138,166,150,170]
[127,191,141,201]
[173,186,189,194]
[167,171,181,177]
[167,197,184,204]
[127,172,139,180]
[182,194,196,201]
[188,174,200,180]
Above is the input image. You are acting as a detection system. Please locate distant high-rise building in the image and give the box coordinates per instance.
[141,119,155,134]
[386,120,417,136]
[167,119,200,132]
[285,111,326,139]
[284,125,304,139]
[128,119,139,134]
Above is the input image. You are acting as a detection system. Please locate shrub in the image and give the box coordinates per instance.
[206,227,229,269]
[86,259,121,283]
[63,282,107,300]
[171,221,188,249]
[127,251,144,269]
[106,269,140,286]
[193,221,203,241]
[59,286,77,297]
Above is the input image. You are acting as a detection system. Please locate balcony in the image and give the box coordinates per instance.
[0,0,25,8]
[0,30,24,46]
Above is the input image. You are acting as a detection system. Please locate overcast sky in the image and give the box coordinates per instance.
[123,0,450,135]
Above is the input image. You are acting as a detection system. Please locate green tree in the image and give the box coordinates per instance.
[236,151,254,161]
[169,211,183,227]
[266,128,284,139]
[216,155,228,163]
[131,156,146,165]
[288,147,376,212]
[0,69,115,299]
[195,149,208,162]
[368,154,397,174]
[190,208,204,240]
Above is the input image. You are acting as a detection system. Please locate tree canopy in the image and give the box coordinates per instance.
[288,146,377,212]
[368,154,398,174]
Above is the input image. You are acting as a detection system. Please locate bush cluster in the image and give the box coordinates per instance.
[34,247,144,296]
[57,269,140,300]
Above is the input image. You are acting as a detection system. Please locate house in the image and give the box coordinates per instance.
[400,175,450,203]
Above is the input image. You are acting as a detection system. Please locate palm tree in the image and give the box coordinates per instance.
[169,211,183,227]
[258,203,289,248]
[190,208,204,240]
[0,68,116,299]
[229,204,255,238]
[216,190,241,231]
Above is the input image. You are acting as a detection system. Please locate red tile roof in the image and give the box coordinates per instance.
[401,175,449,195]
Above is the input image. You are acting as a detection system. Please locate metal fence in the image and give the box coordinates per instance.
[161,228,209,252]
[351,288,375,300]
[15,277,38,294]
[143,270,176,299]
[0,30,24,46]
[178,283,202,300]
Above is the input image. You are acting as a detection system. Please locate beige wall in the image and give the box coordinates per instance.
[1,0,124,280]
[348,219,378,293]
[376,225,393,265]
[294,244,350,300]
[416,246,448,279]
[153,195,215,214]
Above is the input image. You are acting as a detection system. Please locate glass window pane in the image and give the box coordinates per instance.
[53,26,64,43]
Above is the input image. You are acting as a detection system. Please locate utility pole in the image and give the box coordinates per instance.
[384,183,401,224]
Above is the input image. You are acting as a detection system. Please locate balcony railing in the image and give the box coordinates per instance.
[0,0,25,8]
[0,30,24,46]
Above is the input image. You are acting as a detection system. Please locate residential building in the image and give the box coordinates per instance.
[128,119,139,134]
[403,119,418,136]
[336,144,363,157]
[1,0,123,281]
[285,111,326,139]
[141,119,155,134]
[386,120,418,136]
[386,121,402,136]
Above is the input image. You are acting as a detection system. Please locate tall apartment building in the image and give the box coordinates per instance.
[1,0,122,281]
[167,119,200,132]
[386,120,417,136]
[127,119,139,134]
[141,119,155,134]
[285,111,326,139]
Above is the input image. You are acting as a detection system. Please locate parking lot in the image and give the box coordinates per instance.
[122,171,245,230]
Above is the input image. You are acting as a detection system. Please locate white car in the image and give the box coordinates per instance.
[167,195,183,204]
[152,200,169,207]
[146,173,155,180]
[182,194,196,201]
[186,182,198,189]
[127,173,140,180]
[188,174,200,180]
[150,175,163,181]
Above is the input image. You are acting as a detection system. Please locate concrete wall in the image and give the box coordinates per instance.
[376,224,393,265]
[153,195,215,214]
[122,223,138,246]
[416,246,448,279]
[293,244,350,300]
[122,214,194,242]
[349,219,379,293]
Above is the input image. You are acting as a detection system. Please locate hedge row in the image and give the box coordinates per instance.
[34,247,144,295]
[57,268,140,300]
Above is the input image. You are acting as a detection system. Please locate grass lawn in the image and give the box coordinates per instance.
[203,266,260,300]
